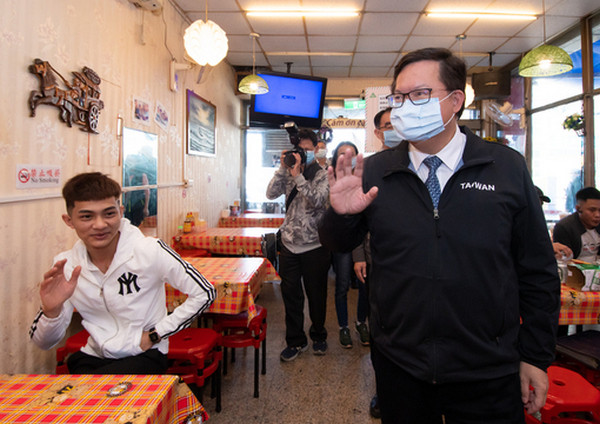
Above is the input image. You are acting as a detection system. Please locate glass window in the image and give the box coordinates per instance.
[594,95,600,188]
[531,32,582,109]
[531,101,584,223]
[593,15,600,90]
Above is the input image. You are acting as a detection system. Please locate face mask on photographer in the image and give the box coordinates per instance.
[390,91,455,142]
[305,151,315,163]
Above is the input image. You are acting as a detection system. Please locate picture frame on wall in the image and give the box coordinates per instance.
[186,89,216,157]
[132,97,151,126]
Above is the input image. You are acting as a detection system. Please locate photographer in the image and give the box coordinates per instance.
[266,127,331,361]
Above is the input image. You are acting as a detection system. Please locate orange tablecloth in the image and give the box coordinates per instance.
[560,284,600,325]
[174,227,277,257]
[218,213,284,228]
[166,257,279,321]
[0,373,207,424]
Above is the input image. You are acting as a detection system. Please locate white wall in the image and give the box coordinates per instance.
[0,0,242,373]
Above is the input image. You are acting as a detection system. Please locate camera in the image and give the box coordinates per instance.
[283,147,306,168]
[282,121,300,146]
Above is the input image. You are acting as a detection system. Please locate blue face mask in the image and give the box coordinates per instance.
[390,92,455,142]
[383,130,403,148]
[305,151,315,163]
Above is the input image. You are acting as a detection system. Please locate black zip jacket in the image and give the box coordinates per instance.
[319,126,560,384]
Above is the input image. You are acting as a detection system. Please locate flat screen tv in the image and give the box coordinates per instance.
[249,71,327,129]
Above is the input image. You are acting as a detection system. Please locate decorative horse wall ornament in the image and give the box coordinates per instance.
[28,59,104,133]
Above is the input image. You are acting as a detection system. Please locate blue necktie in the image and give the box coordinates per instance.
[423,156,443,209]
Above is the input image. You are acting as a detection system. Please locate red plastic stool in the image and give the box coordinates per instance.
[525,366,600,424]
[204,305,267,398]
[166,327,222,412]
[55,329,90,374]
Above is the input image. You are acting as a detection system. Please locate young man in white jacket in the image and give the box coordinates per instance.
[29,172,216,374]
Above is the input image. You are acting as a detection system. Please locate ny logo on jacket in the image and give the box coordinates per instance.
[117,272,141,295]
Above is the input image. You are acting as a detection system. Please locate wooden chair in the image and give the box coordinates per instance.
[166,327,222,412]
[524,366,600,424]
[204,304,267,398]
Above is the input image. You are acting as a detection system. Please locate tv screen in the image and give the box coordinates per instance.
[249,72,327,129]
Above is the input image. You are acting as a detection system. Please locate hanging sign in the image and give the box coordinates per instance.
[322,118,365,128]
[16,164,61,189]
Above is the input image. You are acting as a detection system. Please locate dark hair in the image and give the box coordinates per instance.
[298,128,318,146]
[374,107,392,128]
[331,142,359,170]
[576,187,600,202]
[392,48,467,118]
[62,172,122,213]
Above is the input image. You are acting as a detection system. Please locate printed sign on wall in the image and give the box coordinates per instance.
[16,165,61,189]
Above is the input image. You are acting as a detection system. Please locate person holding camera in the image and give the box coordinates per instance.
[266,128,331,361]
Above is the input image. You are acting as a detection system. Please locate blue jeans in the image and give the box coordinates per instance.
[332,251,368,328]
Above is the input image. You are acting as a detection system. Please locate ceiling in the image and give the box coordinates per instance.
[171,0,600,78]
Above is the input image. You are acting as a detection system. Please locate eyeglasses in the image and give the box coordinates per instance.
[377,122,393,131]
[386,88,449,108]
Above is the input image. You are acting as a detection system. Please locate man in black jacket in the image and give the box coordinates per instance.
[553,186,600,262]
[318,48,560,423]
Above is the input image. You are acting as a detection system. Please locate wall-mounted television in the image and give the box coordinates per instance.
[249,71,328,129]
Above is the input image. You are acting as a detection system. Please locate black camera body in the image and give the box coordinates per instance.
[283,147,306,168]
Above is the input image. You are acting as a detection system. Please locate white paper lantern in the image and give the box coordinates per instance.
[183,19,228,67]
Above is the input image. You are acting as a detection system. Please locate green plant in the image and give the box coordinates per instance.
[562,113,584,131]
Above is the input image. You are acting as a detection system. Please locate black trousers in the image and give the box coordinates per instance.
[371,343,526,424]
[279,244,330,347]
[67,349,168,375]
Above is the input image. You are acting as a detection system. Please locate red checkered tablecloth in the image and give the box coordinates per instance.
[166,257,279,321]
[173,227,278,256]
[218,213,284,228]
[0,374,207,424]
[560,284,600,325]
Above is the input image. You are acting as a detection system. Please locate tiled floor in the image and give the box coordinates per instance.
[201,274,379,423]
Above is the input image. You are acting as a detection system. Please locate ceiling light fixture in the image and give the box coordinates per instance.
[183,0,228,66]
[238,33,269,95]
[426,10,537,20]
[518,0,573,77]
[246,9,359,18]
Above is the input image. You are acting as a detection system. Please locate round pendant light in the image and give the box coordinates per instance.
[238,33,269,95]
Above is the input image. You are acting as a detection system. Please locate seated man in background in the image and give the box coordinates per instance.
[535,186,573,260]
[29,172,216,374]
[553,186,600,263]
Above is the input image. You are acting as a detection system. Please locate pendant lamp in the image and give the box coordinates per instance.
[183,0,228,67]
[238,33,269,95]
[518,0,572,77]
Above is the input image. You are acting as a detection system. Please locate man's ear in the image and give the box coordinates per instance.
[120,205,125,216]
[62,213,74,229]
[452,90,466,113]
[576,203,582,213]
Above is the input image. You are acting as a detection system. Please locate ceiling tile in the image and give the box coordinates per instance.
[266,55,312,67]
[356,35,406,52]
[353,52,399,66]
[453,36,505,52]
[494,37,542,54]
[402,35,454,51]
[177,0,240,12]
[308,36,357,52]
[310,55,354,66]
[301,0,363,8]
[259,35,307,51]
[547,0,600,17]
[305,18,360,35]
[246,16,305,35]
[412,16,474,36]
[226,52,270,67]
[270,65,312,75]
[237,0,302,9]
[350,66,394,78]
[360,13,420,35]
[364,0,429,12]
[310,67,352,78]
[467,19,536,37]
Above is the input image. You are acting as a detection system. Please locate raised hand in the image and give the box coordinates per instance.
[327,153,378,215]
[40,259,81,318]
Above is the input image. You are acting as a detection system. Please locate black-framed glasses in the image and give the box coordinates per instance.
[386,88,449,108]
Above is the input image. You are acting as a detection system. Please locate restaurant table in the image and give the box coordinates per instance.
[173,227,277,257]
[560,284,600,325]
[166,257,279,321]
[0,373,207,424]
[218,213,284,228]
